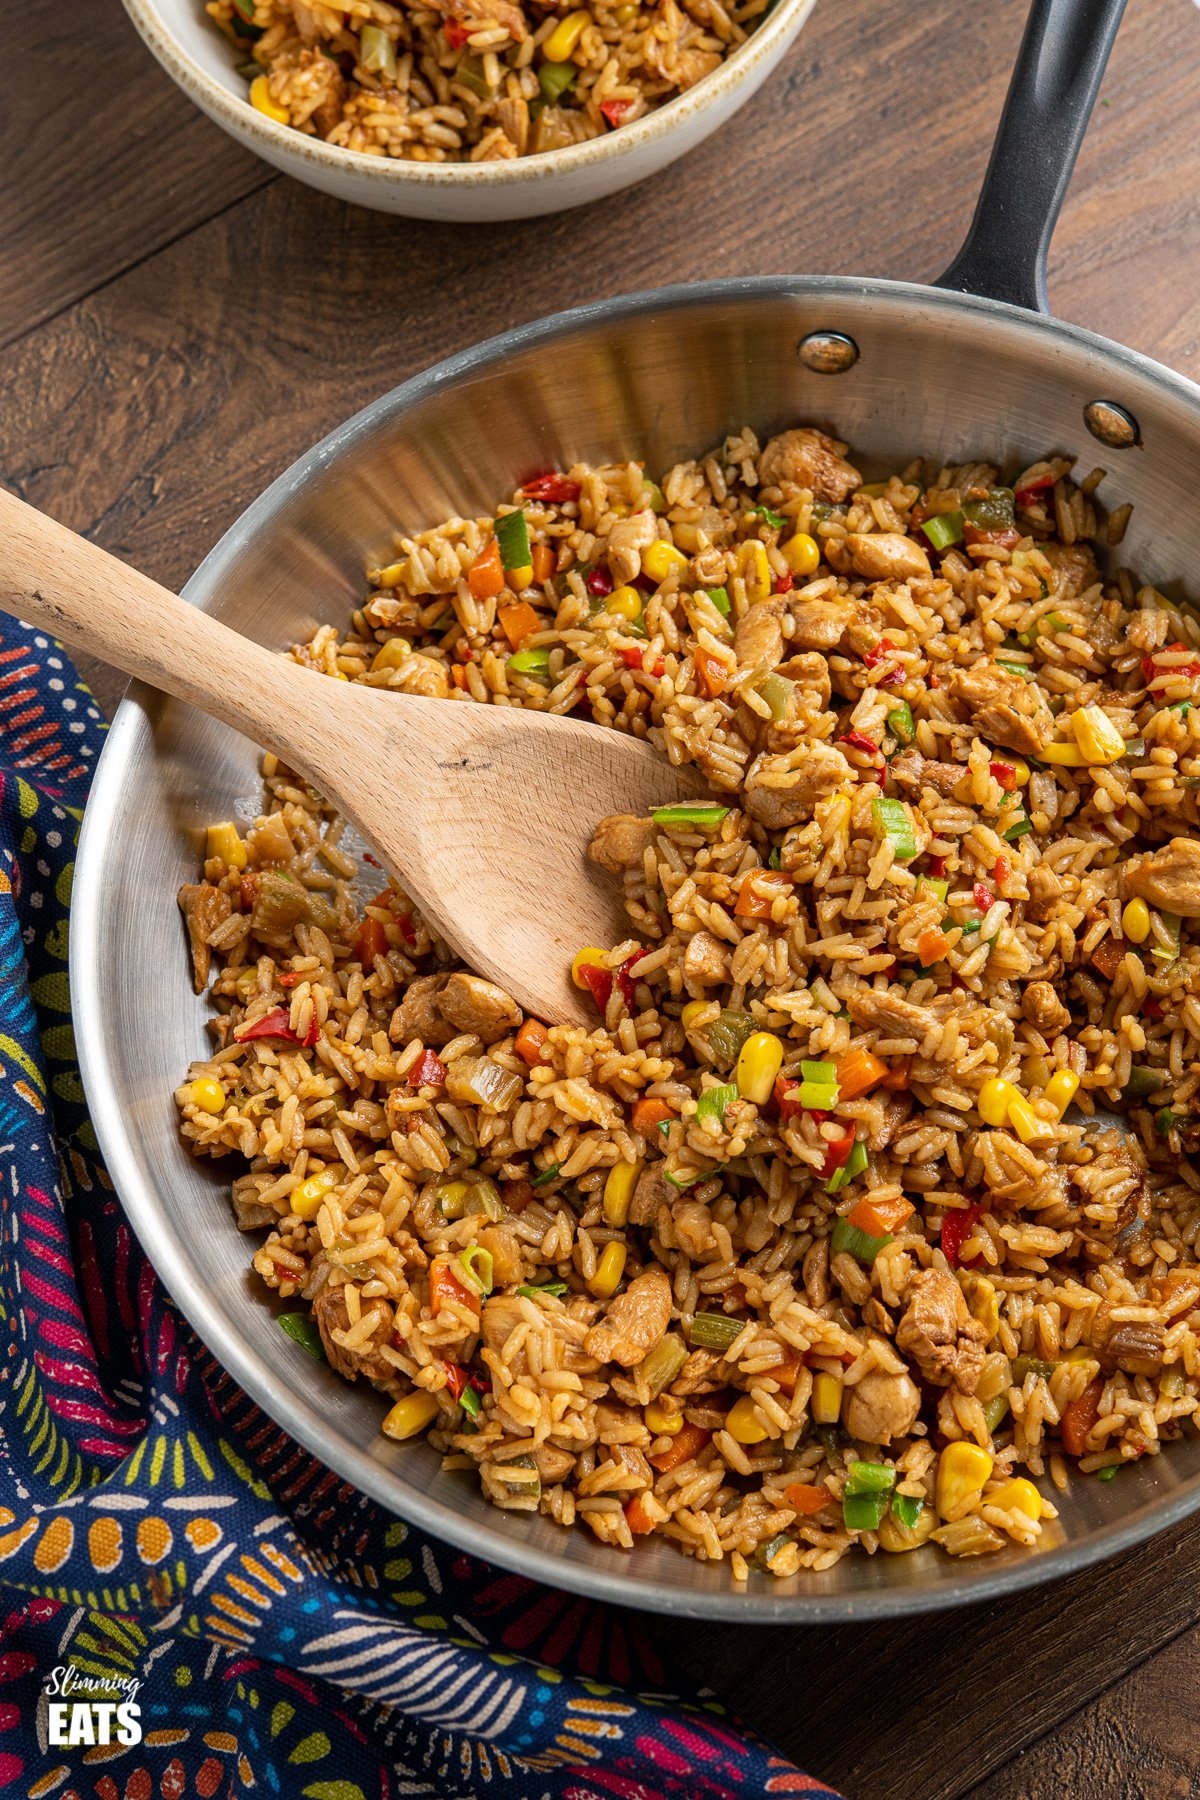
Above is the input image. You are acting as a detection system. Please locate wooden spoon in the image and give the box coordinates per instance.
[0,487,712,1025]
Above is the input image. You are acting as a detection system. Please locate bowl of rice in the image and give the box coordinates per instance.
[121,0,815,219]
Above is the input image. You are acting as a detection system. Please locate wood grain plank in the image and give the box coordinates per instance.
[0,0,272,349]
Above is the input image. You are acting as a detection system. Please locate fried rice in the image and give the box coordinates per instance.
[206,0,765,162]
[175,421,1200,1579]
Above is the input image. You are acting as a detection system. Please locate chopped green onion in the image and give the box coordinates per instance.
[278,1313,325,1360]
[845,1460,898,1497]
[919,876,950,905]
[360,23,398,76]
[705,585,731,617]
[768,845,781,869]
[641,478,665,510]
[458,1245,495,1295]
[753,1531,791,1570]
[508,647,551,678]
[1123,1065,1168,1100]
[959,919,982,935]
[664,1162,725,1189]
[1151,912,1183,966]
[842,1490,889,1532]
[1123,738,1146,759]
[890,1493,924,1529]
[1172,701,1192,718]
[756,671,795,722]
[801,1060,837,1083]
[530,1162,561,1187]
[886,700,915,744]
[797,1080,839,1111]
[830,1216,891,1263]
[1096,1464,1119,1482]
[995,659,1034,679]
[495,507,531,571]
[1003,814,1034,842]
[232,0,257,18]
[1011,1355,1057,1382]
[749,504,786,528]
[826,1138,868,1195]
[872,796,917,862]
[687,1311,745,1351]
[922,510,964,550]
[695,1082,737,1125]
[982,1394,1011,1434]
[651,802,731,827]
[1156,1106,1181,1139]
[516,1280,568,1297]
[537,60,577,102]
[455,51,496,98]
[460,1381,483,1419]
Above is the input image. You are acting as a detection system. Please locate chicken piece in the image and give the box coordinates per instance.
[845,532,931,584]
[672,1347,729,1395]
[744,742,852,828]
[584,1266,673,1367]
[1022,981,1071,1034]
[588,813,656,874]
[887,749,966,798]
[759,428,861,502]
[671,1200,716,1259]
[478,1223,525,1289]
[778,650,832,710]
[437,0,527,39]
[532,1443,576,1482]
[1093,1311,1164,1377]
[788,595,859,652]
[438,972,521,1044]
[1026,864,1064,922]
[895,1269,987,1393]
[480,1294,527,1353]
[393,654,451,700]
[312,1283,394,1384]
[843,1365,921,1445]
[605,511,657,584]
[178,882,232,994]
[682,929,729,986]
[1043,541,1100,600]
[495,93,529,154]
[628,1161,671,1226]
[390,973,455,1047]
[1125,839,1200,917]
[734,597,785,671]
[946,662,1054,757]
[847,987,939,1041]
[670,44,722,87]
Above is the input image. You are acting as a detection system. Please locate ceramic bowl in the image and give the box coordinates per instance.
[122,0,816,220]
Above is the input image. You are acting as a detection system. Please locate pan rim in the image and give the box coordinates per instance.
[73,273,1200,1622]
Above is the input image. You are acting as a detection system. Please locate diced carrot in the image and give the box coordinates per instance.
[834,1047,890,1102]
[848,1193,914,1237]
[768,1352,804,1393]
[734,869,794,920]
[918,926,950,965]
[498,601,541,650]
[429,1256,480,1319]
[1090,935,1127,980]
[501,1178,535,1211]
[1062,1376,1103,1458]
[694,649,728,699]
[353,915,390,967]
[451,664,469,690]
[531,541,555,585]
[515,1017,550,1066]
[785,1482,833,1515]
[632,1097,676,1136]
[880,1057,911,1092]
[468,537,504,601]
[649,1421,712,1474]
[625,1493,658,1535]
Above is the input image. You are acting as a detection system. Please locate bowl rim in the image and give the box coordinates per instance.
[73,274,1200,1621]
[122,0,816,189]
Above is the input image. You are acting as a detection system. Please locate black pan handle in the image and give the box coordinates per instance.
[936,0,1127,313]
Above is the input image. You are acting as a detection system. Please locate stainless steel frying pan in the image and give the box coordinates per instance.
[75,0,1200,1621]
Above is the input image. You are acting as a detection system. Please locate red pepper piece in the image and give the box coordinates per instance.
[773,1074,804,1124]
[234,1006,319,1049]
[941,1202,984,1269]
[442,1361,468,1402]
[1143,998,1164,1019]
[579,962,613,1010]
[973,882,994,913]
[839,729,881,759]
[964,524,1022,550]
[1014,472,1056,506]
[587,566,613,597]
[278,970,299,988]
[1142,642,1200,683]
[990,760,1018,791]
[820,1128,857,1180]
[444,18,471,46]
[863,637,898,670]
[616,951,647,1010]
[993,853,1012,886]
[599,97,630,126]
[239,872,259,911]
[409,1047,447,1090]
[520,472,581,504]
[772,571,794,595]
[619,645,665,677]
[926,855,947,879]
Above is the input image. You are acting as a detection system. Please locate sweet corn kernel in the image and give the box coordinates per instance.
[589,1241,628,1300]
[206,821,247,869]
[606,585,643,621]
[368,561,406,587]
[506,564,534,591]
[1006,1092,1050,1145]
[381,1390,441,1441]
[1122,897,1151,943]
[249,74,290,124]
[437,1179,471,1219]
[1044,1068,1080,1118]
[641,540,688,583]
[781,531,820,577]
[645,1400,682,1436]
[811,1371,843,1425]
[542,8,589,60]
[182,1077,225,1115]
[291,1168,339,1221]
[977,1077,1015,1128]
[681,1000,709,1028]
[1071,703,1126,765]
[966,1276,1000,1340]
[603,1159,643,1227]
[371,637,412,671]
[1039,740,1089,765]
[735,1030,785,1106]
[572,946,608,988]
[936,1441,994,1519]
[1064,1346,1094,1364]
[988,1476,1043,1522]
[725,1394,770,1445]
[235,966,259,998]
[877,1505,938,1554]
[739,540,772,602]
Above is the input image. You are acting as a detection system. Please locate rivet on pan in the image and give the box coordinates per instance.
[797,332,859,374]
[1083,401,1141,449]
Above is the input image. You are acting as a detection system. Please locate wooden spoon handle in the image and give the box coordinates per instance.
[0,485,319,759]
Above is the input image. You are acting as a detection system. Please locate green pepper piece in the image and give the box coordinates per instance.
[830,1215,891,1264]
[537,60,577,103]
[651,802,731,827]
[886,700,915,744]
[508,647,551,678]
[695,1082,737,1125]
[705,585,731,617]
[890,1493,924,1530]
[278,1313,326,1360]
[872,796,917,861]
[842,1489,889,1532]
[494,507,531,571]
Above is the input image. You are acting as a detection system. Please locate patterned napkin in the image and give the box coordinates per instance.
[0,614,839,1799]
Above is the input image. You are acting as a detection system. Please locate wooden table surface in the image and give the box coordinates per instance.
[7,0,1200,1792]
